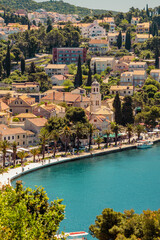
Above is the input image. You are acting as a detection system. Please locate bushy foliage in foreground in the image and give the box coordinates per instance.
[89,208,160,240]
[0,181,65,239]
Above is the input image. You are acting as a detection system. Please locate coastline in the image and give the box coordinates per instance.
[1,138,160,187]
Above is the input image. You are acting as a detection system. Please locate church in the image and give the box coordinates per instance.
[86,80,114,135]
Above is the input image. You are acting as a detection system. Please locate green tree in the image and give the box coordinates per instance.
[113,93,122,125]
[12,141,17,168]
[95,136,103,149]
[0,140,10,168]
[60,126,71,155]
[0,61,3,79]
[29,62,36,74]
[94,62,96,74]
[74,55,82,88]
[17,151,28,168]
[111,122,120,146]
[125,30,131,51]
[135,124,145,139]
[5,44,11,77]
[46,24,52,33]
[12,47,22,64]
[20,57,25,74]
[104,130,111,148]
[50,130,59,158]
[30,148,40,162]
[88,124,95,151]
[0,181,65,239]
[126,124,133,144]
[65,107,87,124]
[117,31,122,49]
[122,96,134,126]
[39,128,50,159]
[155,45,159,69]
[86,63,92,86]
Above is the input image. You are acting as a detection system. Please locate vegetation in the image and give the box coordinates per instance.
[0,181,65,239]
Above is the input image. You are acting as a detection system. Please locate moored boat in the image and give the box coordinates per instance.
[137,140,153,149]
[56,231,88,240]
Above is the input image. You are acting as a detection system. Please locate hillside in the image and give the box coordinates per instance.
[0,0,117,16]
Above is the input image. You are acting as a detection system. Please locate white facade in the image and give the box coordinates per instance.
[90,81,101,113]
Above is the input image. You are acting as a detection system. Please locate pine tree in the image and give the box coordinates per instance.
[117,31,122,49]
[155,46,159,69]
[94,62,96,74]
[125,30,131,51]
[86,64,92,86]
[21,58,25,74]
[122,96,134,126]
[46,24,52,33]
[113,92,122,125]
[74,55,82,88]
[146,4,149,17]
[0,61,3,80]
[5,44,11,77]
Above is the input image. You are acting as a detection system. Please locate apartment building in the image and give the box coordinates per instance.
[12,82,40,93]
[88,39,109,55]
[107,32,126,45]
[45,64,69,77]
[103,17,115,32]
[131,17,140,25]
[110,86,134,96]
[90,57,115,73]
[52,48,87,64]
[136,22,150,34]
[9,95,35,115]
[120,70,147,86]
[129,62,148,71]
[135,34,152,43]
[0,124,27,146]
[150,69,160,83]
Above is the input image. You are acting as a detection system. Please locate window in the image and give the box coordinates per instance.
[23,135,25,138]
[10,109,12,112]
[18,142,19,145]
[4,137,6,140]
[8,136,10,140]
[17,135,19,139]
[23,141,25,145]
[26,109,28,113]
[12,136,14,140]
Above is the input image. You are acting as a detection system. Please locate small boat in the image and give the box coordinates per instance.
[137,140,153,149]
[56,231,88,240]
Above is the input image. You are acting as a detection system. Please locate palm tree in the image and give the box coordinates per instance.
[73,122,88,151]
[50,130,59,157]
[30,148,40,162]
[12,141,17,167]
[126,124,133,144]
[60,126,71,155]
[39,128,50,159]
[95,136,103,149]
[88,124,95,151]
[135,125,145,140]
[105,130,111,148]
[111,122,120,146]
[17,151,28,168]
[0,140,10,168]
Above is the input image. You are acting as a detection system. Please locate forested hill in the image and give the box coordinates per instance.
[0,0,117,16]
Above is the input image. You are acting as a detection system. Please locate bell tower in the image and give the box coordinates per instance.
[90,80,101,113]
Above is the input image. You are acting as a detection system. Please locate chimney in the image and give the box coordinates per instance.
[63,92,65,102]
[53,91,55,101]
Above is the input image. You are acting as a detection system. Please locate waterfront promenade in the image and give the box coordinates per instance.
[1,136,160,187]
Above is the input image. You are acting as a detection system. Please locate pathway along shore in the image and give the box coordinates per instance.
[1,138,160,187]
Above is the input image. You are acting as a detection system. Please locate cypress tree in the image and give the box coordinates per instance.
[113,92,122,125]
[155,46,159,69]
[21,58,25,74]
[46,24,52,33]
[0,61,2,80]
[146,4,149,17]
[125,30,131,51]
[5,44,11,77]
[28,21,30,30]
[74,55,82,88]
[86,64,92,86]
[122,96,134,126]
[117,31,122,49]
[94,62,96,74]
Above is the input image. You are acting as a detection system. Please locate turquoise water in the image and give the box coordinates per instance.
[12,143,160,234]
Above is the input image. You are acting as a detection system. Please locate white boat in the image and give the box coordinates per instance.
[137,140,153,149]
[56,231,88,240]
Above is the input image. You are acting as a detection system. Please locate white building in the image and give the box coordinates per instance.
[90,57,115,73]
[150,69,160,83]
[45,64,69,77]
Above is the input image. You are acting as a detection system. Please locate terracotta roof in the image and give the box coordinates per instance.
[45,64,67,69]
[89,39,108,45]
[16,113,37,118]
[51,75,66,80]
[27,118,47,127]
[42,92,90,103]
[0,124,26,135]
[0,100,9,111]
